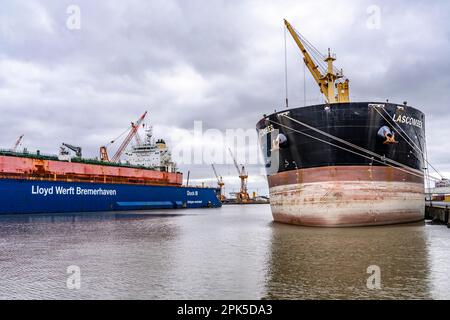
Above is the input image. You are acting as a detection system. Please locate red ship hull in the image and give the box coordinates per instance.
[0,155,182,186]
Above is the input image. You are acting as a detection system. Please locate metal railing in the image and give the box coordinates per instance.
[0,149,180,173]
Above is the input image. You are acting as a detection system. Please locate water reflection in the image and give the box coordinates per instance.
[1,206,450,299]
[0,212,183,299]
[264,222,433,299]
[0,211,190,224]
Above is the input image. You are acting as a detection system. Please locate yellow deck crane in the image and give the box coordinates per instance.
[211,163,226,202]
[228,148,249,203]
[284,19,350,104]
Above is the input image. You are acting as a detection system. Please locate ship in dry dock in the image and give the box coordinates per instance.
[0,112,221,215]
[256,20,426,227]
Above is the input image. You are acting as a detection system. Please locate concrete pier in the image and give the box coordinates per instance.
[425,202,450,227]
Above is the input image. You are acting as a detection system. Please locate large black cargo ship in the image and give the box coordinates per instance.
[257,102,425,226]
[256,20,426,227]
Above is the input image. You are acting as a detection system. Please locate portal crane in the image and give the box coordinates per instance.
[211,163,226,202]
[99,146,109,162]
[99,111,147,163]
[228,148,249,203]
[284,19,350,104]
[12,134,24,152]
[62,143,82,158]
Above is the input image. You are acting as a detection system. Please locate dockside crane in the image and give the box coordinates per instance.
[99,111,148,163]
[62,143,82,158]
[99,146,109,162]
[211,163,226,202]
[12,134,24,152]
[228,148,249,203]
[284,19,350,104]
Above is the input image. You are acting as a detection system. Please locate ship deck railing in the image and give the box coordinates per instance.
[0,149,179,173]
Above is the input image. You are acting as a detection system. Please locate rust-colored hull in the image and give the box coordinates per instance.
[268,166,425,227]
[0,155,182,186]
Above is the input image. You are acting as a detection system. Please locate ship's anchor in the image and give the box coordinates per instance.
[383,132,398,145]
[377,126,399,145]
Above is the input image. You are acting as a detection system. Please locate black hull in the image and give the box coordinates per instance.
[257,102,425,173]
[256,102,426,227]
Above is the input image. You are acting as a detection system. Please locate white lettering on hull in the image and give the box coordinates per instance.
[187,200,203,204]
[31,185,117,196]
[392,114,423,129]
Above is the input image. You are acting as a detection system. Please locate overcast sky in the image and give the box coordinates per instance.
[1,0,449,195]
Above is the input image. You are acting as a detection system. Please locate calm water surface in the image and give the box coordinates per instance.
[0,204,449,299]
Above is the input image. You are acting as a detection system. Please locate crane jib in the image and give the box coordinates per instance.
[283,19,350,104]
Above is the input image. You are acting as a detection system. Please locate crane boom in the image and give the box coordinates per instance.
[13,134,24,152]
[228,148,241,175]
[284,20,324,91]
[111,111,147,163]
[62,143,81,158]
[211,163,225,202]
[284,19,350,104]
[211,163,220,183]
[62,143,82,158]
[133,123,143,146]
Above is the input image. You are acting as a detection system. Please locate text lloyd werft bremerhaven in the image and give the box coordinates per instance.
[31,185,117,196]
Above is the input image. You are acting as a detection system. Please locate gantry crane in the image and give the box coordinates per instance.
[284,19,350,104]
[228,148,249,203]
[12,134,24,152]
[211,163,226,202]
[100,111,147,162]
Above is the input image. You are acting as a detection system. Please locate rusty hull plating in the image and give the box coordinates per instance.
[0,154,182,186]
[257,102,426,227]
[269,166,424,227]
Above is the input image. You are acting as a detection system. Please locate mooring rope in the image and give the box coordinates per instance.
[373,106,445,180]
[267,118,433,181]
[280,114,424,176]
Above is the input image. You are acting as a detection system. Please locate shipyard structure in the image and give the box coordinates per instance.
[256,20,426,227]
[0,113,221,215]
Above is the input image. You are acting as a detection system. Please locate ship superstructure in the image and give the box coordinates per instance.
[124,125,176,173]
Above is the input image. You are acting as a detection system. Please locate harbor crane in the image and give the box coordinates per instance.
[284,19,350,104]
[211,163,226,202]
[62,143,82,158]
[12,134,24,152]
[100,111,148,163]
[228,148,249,203]
[99,146,109,162]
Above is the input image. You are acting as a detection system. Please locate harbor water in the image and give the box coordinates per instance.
[1,204,450,299]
